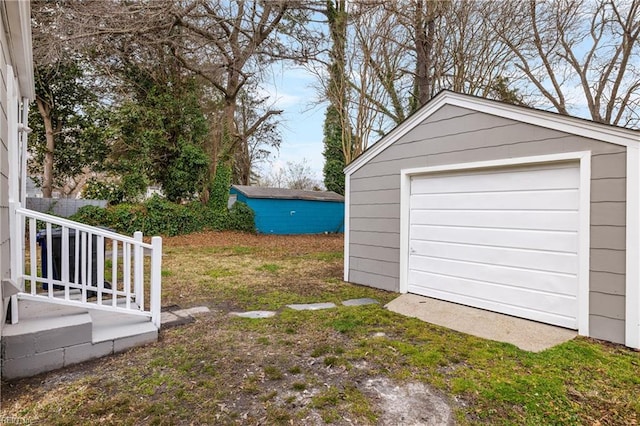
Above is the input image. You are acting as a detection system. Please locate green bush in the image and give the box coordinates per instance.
[227,201,255,233]
[110,203,146,234]
[209,162,231,211]
[70,196,255,237]
[71,205,112,227]
[82,174,149,204]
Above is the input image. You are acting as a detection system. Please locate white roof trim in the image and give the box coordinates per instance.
[345,91,639,176]
[3,0,35,100]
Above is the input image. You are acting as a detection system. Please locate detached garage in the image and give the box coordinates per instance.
[343,91,640,349]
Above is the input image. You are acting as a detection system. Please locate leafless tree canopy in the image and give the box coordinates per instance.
[494,0,640,127]
[313,0,525,163]
[30,0,640,197]
[258,159,322,191]
[314,0,639,168]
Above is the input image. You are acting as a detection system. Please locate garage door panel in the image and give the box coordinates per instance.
[407,162,580,329]
[409,256,577,296]
[407,283,577,329]
[410,240,578,274]
[408,271,577,320]
[410,210,579,232]
[410,189,579,211]
[411,166,579,195]
[410,225,578,253]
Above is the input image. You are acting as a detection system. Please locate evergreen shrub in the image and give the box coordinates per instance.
[71,195,255,237]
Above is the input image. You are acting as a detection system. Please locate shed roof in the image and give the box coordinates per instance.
[231,185,344,202]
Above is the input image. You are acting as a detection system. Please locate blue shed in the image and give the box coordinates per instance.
[230,185,345,235]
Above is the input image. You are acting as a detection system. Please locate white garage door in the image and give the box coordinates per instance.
[408,162,580,329]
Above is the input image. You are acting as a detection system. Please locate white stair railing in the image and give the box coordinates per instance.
[12,206,162,328]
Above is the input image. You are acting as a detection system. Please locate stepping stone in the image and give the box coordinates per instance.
[173,306,210,317]
[231,311,276,319]
[161,311,180,324]
[161,306,209,328]
[161,311,194,328]
[342,298,379,307]
[286,302,336,311]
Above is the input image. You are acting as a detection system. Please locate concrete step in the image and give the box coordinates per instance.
[2,297,158,380]
[2,299,92,358]
[90,309,158,352]
[2,299,92,379]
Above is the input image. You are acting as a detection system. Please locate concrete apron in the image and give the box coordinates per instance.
[386,294,577,352]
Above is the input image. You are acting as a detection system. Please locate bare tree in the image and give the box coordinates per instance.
[235,83,283,183]
[312,0,522,166]
[56,0,178,86]
[339,3,404,157]
[494,0,640,128]
[30,1,119,199]
[170,0,293,185]
[348,3,414,126]
[313,2,411,173]
[407,0,448,107]
[442,1,518,98]
[257,165,287,188]
[258,159,322,190]
[340,0,639,146]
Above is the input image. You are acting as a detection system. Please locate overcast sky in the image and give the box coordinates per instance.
[258,65,327,184]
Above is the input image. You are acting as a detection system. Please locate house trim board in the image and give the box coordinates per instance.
[7,65,21,324]
[626,145,640,349]
[2,0,35,99]
[343,176,351,281]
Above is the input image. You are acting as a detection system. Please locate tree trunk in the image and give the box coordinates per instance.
[414,0,435,108]
[235,138,251,185]
[61,167,90,198]
[223,94,238,166]
[36,98,55,198]
[325,0,351,167]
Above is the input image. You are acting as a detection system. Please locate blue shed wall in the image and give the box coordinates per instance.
[230,190,344,234]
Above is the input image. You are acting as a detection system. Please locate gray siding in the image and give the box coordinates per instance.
[348,104,626,343]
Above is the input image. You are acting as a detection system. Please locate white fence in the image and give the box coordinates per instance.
[11,206,162,328]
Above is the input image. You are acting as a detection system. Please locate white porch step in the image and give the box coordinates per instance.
[2,298,157,380]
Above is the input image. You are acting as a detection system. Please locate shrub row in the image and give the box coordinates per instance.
[69,195,255,237]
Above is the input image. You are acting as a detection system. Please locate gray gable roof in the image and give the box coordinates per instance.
[345,90,640,176]
[232,185,344,202]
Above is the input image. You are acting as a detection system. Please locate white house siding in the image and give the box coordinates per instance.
[348,104,627,343]
[0,7,11,333]
[0,0,34,333]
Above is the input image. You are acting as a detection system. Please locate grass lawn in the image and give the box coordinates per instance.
[2,231,639,425]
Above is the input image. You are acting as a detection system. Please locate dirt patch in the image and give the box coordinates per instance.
[361,378,454,426]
